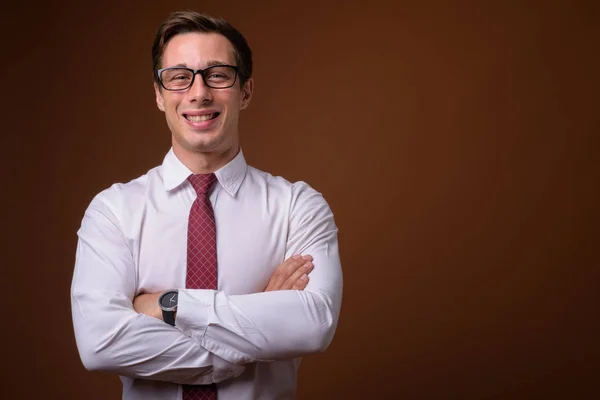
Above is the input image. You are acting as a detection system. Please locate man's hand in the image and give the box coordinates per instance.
[133,292,163,320]
[264,254,314,292]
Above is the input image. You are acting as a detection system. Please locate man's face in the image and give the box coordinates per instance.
[154,32,252,159]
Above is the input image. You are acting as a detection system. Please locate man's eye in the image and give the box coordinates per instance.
[172,75,191,81]
[208,73,226,79]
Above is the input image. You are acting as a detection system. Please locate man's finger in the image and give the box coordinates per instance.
[281,261,313,290]
[264,254,313,292]
[292,274,309,290]
[283,255,311,276]
[270,256,304,287]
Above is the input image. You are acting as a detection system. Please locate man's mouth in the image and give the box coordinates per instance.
[184,113,220,122]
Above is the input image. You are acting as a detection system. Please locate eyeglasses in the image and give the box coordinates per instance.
[157,64,239,91]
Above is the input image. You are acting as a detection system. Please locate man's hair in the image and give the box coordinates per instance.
[152,11,253,87]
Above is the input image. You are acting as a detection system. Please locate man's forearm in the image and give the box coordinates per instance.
[180,288,340,364]
[174,239,342,364]
[72,290,245,384]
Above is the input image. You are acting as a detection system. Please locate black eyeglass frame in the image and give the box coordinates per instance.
[157,64,240,91]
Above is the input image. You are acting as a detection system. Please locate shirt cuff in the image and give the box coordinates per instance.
[175,289,215,341]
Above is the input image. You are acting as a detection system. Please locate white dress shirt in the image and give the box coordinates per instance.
[71,148,343,400]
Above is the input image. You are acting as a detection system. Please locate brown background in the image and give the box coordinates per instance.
[1,0,598,398]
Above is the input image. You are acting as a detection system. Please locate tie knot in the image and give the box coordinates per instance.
[188,173,217,196]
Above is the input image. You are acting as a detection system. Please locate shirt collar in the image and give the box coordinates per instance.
[162,147,248,197]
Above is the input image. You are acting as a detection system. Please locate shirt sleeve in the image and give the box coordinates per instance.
[70,193,245,384]
[175,182,343,364]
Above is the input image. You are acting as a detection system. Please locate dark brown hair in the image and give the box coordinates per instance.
[152,11,253,87]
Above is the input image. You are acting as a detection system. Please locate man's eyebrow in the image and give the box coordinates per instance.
[205,60,230,66]
[166,60,230,69]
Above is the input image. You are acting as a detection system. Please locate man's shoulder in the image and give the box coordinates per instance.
[246,165,291,188]
[246,165,315,193]
[245,165,330,209]
[88,165,161,213]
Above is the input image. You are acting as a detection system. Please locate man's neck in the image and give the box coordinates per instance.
[173,144,239,174]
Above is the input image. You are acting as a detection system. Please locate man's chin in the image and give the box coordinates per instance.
[182,129,221,147]
[189,136,226,153]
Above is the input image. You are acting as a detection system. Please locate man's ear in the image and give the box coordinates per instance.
[240,78,254,110]
[154,82,165,112]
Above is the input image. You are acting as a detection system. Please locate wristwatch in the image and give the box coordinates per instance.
[158,290,179,326]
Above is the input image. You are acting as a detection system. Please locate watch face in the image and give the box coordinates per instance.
[159,291,178,309]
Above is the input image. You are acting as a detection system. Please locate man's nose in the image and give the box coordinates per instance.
[188,72,212,103]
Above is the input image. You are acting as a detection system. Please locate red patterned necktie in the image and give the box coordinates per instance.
[183,173,218,400]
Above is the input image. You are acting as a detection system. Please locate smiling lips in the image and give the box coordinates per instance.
[182,111,221,129]
[185,113,219,122]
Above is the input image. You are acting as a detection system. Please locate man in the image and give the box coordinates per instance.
[70,10,343,400]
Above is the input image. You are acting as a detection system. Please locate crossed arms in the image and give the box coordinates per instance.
[71,184,343,385]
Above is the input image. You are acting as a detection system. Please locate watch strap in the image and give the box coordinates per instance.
[162,309,175,326]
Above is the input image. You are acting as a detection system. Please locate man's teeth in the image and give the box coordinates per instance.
[186,113,216,122]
